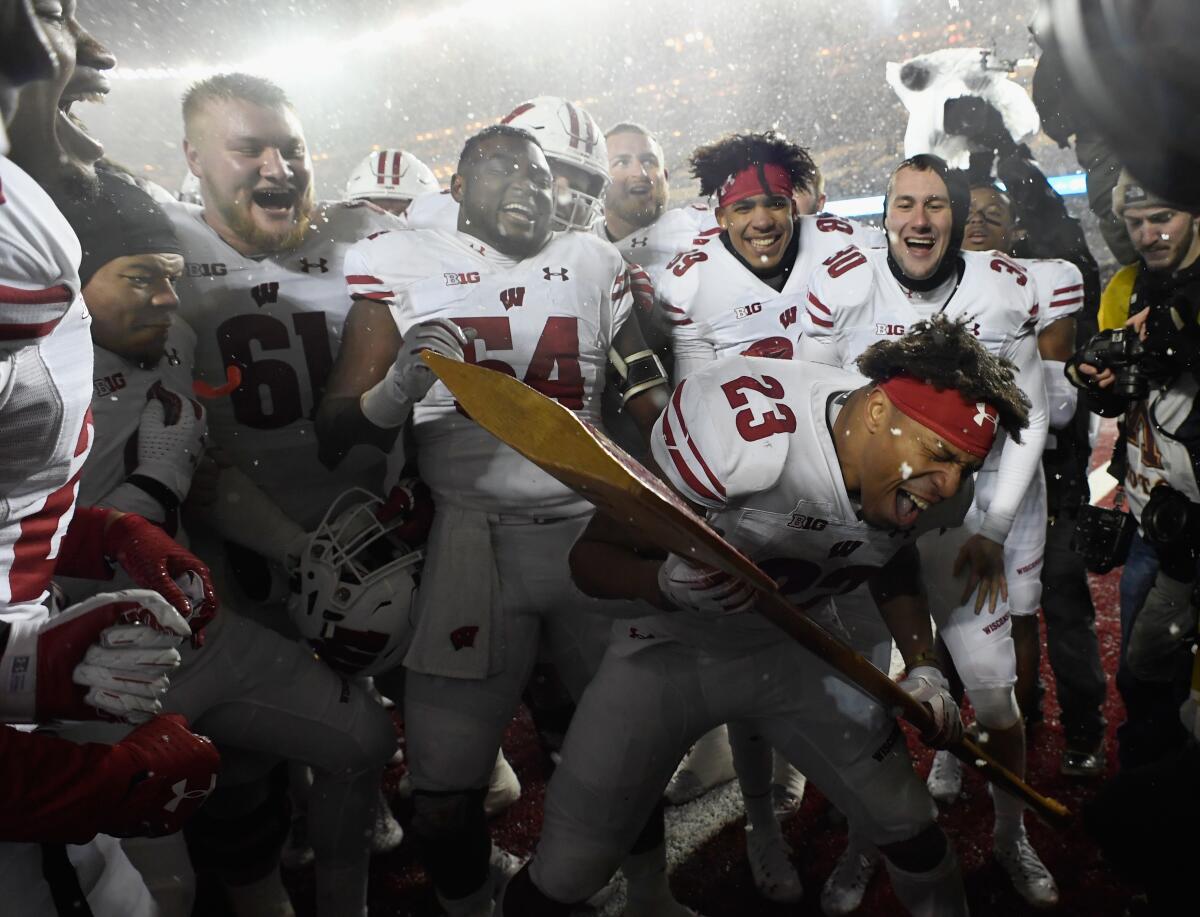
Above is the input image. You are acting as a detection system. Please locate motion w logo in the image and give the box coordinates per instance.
[499,287,526,310]
[828,540,863,559]
[250,282,280,307]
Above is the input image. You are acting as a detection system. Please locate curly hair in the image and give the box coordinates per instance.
[856,315,1030,442]
[689,131,816,199]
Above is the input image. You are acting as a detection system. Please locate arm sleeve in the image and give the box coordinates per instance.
[0,724,114,843]
[1043,360,1078,430]
[344,241,396,306]
[978,328,1049,543]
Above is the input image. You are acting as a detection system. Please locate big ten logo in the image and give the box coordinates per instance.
[186,262,227,277]
[93,372,126,397]
[875,322,905,336]
[734,302,763,320]
[444,272,481,286]
[787,513,827,531]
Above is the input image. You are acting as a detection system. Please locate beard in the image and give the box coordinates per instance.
[609,187,666,230]
[217,182,316,253]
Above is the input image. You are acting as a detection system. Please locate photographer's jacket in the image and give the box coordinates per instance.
[1124,376,1200,523]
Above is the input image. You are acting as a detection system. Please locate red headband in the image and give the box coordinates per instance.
[878,374,999,459]
[717,163,793,207]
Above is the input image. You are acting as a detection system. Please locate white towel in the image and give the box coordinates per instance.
[403,503,501,679]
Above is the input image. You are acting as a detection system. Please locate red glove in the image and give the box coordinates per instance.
[0,715,220,843]
[57,508,218,644]
[376,477,435,547]
[102,713,221,837]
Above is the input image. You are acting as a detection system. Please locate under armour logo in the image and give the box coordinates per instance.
[971,322,981,337]
[629,236,648,249]
[300,257,328,274]
[164,774,217,813]
[542,267,569,282]
[974,402,999,430]
[470,242,487,256]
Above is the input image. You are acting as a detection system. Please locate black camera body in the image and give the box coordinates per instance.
[1077,327,1158,401]
[1072,503,1137,574]
[1141,483,1200,555]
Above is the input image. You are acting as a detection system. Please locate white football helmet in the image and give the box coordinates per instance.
[501,95,610,231]
[291,487,423,677]
[344,149,439,203]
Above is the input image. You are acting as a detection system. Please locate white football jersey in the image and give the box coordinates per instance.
[645,356,968,651]
[345,228,632,515]
[601,203,719,275]
[800,246,1040,479]
[1021,257,1084,334]
[401,189,459,232]
[0,156,94,617]
[80,322,198,513]
[658,213,884,379]
[1123,377,1200,523]
[168,200,398,528]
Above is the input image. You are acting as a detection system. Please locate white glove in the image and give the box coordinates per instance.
[657,553,757,617]
[134,381,207,502]
[1181,688,1200,743]
[66,589,189,724]
[898,665,964,747]
[361,320,474,428]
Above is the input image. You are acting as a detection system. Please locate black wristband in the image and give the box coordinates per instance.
[125,473,181,512]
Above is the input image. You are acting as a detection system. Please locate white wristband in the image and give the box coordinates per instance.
[360,379,414,430]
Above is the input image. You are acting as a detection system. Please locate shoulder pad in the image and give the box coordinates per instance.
[801,244,874,337]
[651,357,791,508]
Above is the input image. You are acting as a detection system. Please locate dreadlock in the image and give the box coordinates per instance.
[856,315,1030,442]
[689,131,816,199]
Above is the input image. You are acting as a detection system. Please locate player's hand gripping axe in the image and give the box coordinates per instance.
[423,352,1071,828]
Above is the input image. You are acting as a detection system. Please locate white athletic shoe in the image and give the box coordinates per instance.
[994,832,1059,909]
[926,749,963,805]
[745,826,804,903]
[665,726,736,805]
[770,755,807,817]
[820,843,881,916]
[370,790,404,855]
[485,750,522,817]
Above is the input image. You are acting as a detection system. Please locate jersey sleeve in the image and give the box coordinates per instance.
[797,244,872,366]
[650,358,790,509]
[1034,259,1085,332]
[344,236,398,306]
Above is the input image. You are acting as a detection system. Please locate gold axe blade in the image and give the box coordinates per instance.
[422,351,1071,828]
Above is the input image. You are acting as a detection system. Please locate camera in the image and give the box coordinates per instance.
[1072,503,1136,574]
[1077,327,1159,401]
[1141,483,1200,557]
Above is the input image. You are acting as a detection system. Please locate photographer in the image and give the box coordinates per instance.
[1068,170,1200,770]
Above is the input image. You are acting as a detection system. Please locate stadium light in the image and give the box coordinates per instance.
[826,172,1089,218]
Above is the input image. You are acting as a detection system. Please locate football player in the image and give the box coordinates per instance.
[404,95,611,235]
[954,181,1105,781]
[500,318,1030,917]
[653,131,886,902]
[1,2,218,912]
[343,147,439,216]
[322,124,674,917]
[54,168,400,917]
[798,154,1057,909]
[659,132,884,379]
[169,72,397,539]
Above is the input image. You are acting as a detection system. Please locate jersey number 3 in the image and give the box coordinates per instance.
[720,374,796,442]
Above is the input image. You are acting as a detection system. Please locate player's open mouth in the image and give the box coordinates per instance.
[56,94,105,163]
[252,187,296,215]
[746,234,783,261]
[966,228,989,244]
[627,181,651,196]
[500,201,535,227]
[896,487,931,526]
[904,237,936,256]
